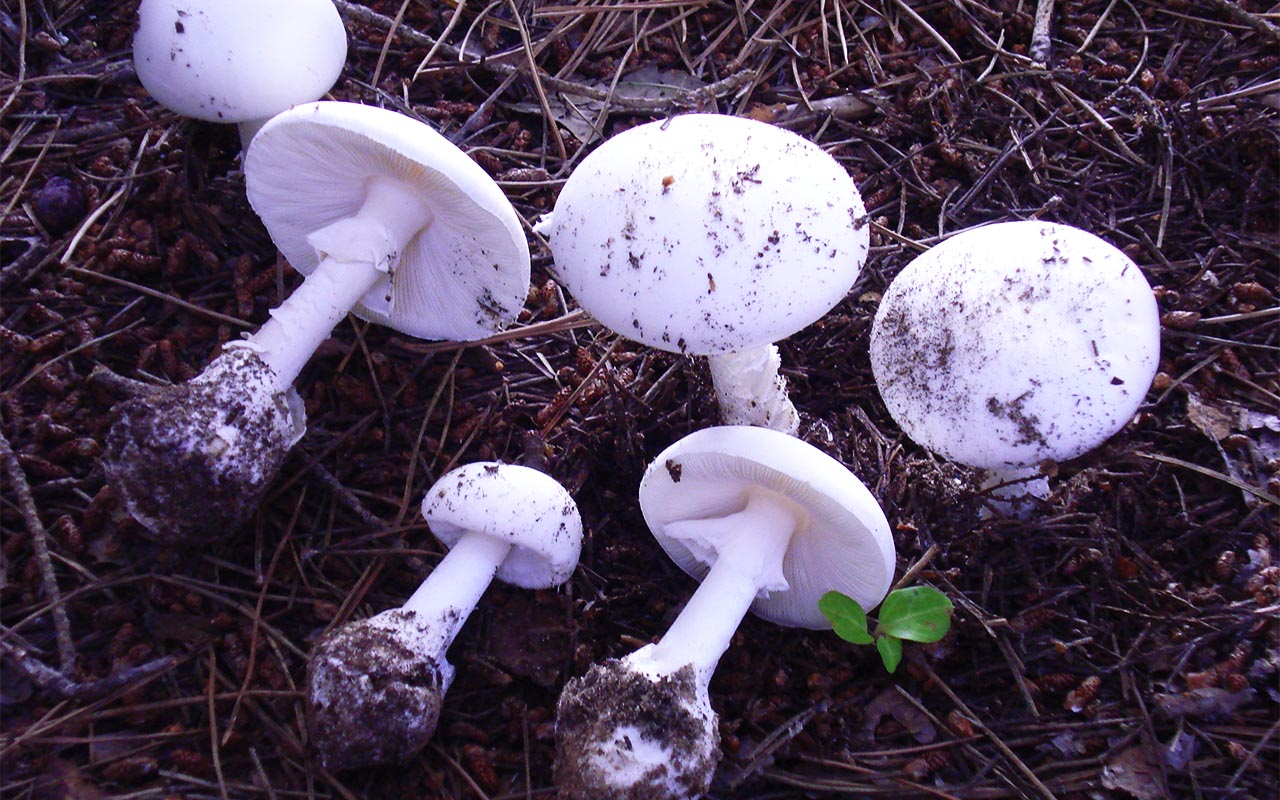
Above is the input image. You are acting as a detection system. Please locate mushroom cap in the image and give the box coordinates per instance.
[869,220,1161,471]
[421,463,583,589]
[244,101,531,341]
[133,0,347,123]
[535,113,868,355]
[639,426,895,629]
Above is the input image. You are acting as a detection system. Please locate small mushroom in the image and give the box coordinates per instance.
[869,220,1161,514]
[104,102,531,542]
[132,0,348,145]
[534,114,868,434]
[554,426,894,799]
[307,462,583,771]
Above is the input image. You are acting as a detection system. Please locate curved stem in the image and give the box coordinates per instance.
[241,254,381,390]
[705,345,800,435]
[636,490,798,684]
[401,531,511,658]
[233,176,434,392]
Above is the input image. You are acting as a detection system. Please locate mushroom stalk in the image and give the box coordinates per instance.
[705,345,800,435]
[980,465,1051,519]
[245,176,434,391]
[401,530,512,656]
[634,490,797,682]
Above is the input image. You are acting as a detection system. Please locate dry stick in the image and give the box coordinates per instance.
[0,423,74,674]
[922,663,1061,800]
[1205,0,1280,45]
[0,638,179,701]
[1030,0,1056,66]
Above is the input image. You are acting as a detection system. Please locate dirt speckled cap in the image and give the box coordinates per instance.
[535,113,868,355]
[422,462,583,589]
[133,0,347,124]
[870,220,1160,471]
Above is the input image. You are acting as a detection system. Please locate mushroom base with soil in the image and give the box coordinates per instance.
[306,609,452,772]
[102,348,304,542]
[555,655,719,800]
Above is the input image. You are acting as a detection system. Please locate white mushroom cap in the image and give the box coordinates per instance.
[869,220,1161,471]
[245,102,531,341]
[534,113,868,355]
[422,463,583,589]
[133,0,347,124]
[639,426,894,628]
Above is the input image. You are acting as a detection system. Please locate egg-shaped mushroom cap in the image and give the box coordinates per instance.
[639,426,894,629]
[245,102,531,341]
[870,221,1160,471]
[421,463,583,589]
[133,0,347,123]
[535,114,868,356]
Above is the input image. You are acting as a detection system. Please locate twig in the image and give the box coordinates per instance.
[0,638,178,701]
[1205,0,1280,45]
[1135,452,1280,507]
[88,363,161,397]
[1030,0,1056,65]
[310,462,386,528]
[0,422,75,673]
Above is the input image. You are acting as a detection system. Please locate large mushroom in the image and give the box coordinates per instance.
[554,426,895,799]
[104,102,531,542]
[307,462,583,771]
[534,114,869,435]
[133,0,348,146]
[869,220,1161,514]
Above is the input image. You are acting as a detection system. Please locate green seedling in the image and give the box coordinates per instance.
[818,586,954,673]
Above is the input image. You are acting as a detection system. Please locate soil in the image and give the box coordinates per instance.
[1,2,1277,799]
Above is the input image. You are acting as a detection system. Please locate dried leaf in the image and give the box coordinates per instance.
[1102,743,1170,800]
[863,688,936,743]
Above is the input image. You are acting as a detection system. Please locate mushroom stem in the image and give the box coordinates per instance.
[401,530,512,656]
[241,176,434,391]
[705,345,800,435]
[237,118,269,149]
[980,465,1051,519]
[637,490,798,682]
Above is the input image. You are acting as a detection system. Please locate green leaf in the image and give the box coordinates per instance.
[877,635,903,673]
[876,586,954,643]
[819,591,873,644]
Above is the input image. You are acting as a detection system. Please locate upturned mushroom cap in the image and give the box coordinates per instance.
[421,463,583,589]
[638,426,895,628]
[245,102,531,341]
[133,0,347,124]
[306,609,449,772]
[555,659,718,800]
[534,113,868,355]
[869,220,1161,471]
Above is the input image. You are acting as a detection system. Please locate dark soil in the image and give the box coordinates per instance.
[2,2,1277,799]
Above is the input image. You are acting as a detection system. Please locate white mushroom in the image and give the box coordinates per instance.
[132,0,348,146]
[534,114,869,434]
[555,426,894,800]
[104,102,531,541]
[307,462,583,771]
[869,220,1161,514]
